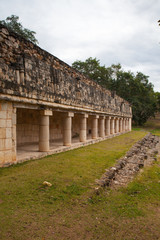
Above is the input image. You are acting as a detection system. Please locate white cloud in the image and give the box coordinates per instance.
[0,0,160,91]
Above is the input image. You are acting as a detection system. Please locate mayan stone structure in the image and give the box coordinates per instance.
[0,24,132,167]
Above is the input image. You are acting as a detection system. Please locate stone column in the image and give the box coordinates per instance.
[12,106,17,163]
[110,117,115,135]
[115,118,119,133]
[39,110,52,152]
[118,118,120,133]
[63,112,74,146]
[129,118,131,131]
[105,116,111,136]
[123,118,126,132]
[20,69,25,84]
[99,116,105,138]
[125,118,127,131]
[91,115,99,139]
[129,117,132,131]
[119,118,122,133]
[129,107,132,115]
[114,118,117,133]
[126,118,129,131]
[79,114,88,142]
[16,70,20,84]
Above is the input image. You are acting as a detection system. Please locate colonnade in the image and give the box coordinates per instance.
[39,110,132,152]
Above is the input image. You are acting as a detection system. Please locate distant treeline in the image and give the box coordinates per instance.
[72,57,160,125]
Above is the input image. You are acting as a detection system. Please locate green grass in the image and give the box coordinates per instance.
[143,116,160,136]
[90,162,160,217]
[0,126,160,240]
[133,115,160,136]
[85,160,160,239]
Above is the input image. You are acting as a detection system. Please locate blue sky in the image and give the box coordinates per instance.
[1,0,160,91]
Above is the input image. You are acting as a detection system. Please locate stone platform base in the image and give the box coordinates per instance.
[16,132,128,165]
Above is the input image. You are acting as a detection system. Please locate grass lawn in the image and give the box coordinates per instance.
[0,125,160,240]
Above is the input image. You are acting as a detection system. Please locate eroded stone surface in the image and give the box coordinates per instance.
[0,24,132,115]
[95,133,160,192]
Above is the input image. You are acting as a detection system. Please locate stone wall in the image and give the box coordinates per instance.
[0,25,132,167]
[17,109,40,146]
[0,101,16,166]
[50,112,63,142]
[0,24,131,116]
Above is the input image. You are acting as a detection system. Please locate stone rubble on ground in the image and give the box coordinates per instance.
[42,181,52,187]
[95,133,160,193]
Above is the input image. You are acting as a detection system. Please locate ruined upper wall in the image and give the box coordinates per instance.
[0,25,131,116]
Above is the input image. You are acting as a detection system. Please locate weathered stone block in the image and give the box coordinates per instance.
[0,36,4,42]
[0,119,6,128]
[0,139,5,150]
[40,110,53,116]
[7,110,12,119]
[4,150,12,163]
[0,111,6,119]
[1,102,8,111]
[5,138,12,150]
[12,113,16,125]
[6,128,12,138]
[0,151,5,165]
[12,127,16,140]
[1,28,9,35]
[6,119,12,128]
[0,128,6,138]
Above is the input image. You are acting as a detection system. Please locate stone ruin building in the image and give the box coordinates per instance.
[0,24,132,167]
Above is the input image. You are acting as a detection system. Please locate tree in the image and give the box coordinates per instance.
[0,15,38,44]
[72,58,158,125]
[72,57,112,88]
[155,92,160,112]
[106,65,157,125]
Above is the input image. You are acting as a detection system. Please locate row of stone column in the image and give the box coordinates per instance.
[39,110,132,152]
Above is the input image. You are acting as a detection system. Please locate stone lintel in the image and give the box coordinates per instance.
[92,115,99,119]
[0,94,132,119]
[106,116,111,120]
[40,110,53,116]
[13,102,39,110]
[99,115,105,119]
[80,113,88,118]
[65,112,74,117]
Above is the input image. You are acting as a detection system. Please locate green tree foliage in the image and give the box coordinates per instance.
[155,92,160,112]
[72,58,158,125]
[72,57,112,88]
[0,15,38,44]
[110,68,157,125]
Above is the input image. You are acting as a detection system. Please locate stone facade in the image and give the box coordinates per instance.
[0,101,16,166]
[0,24,132,167]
